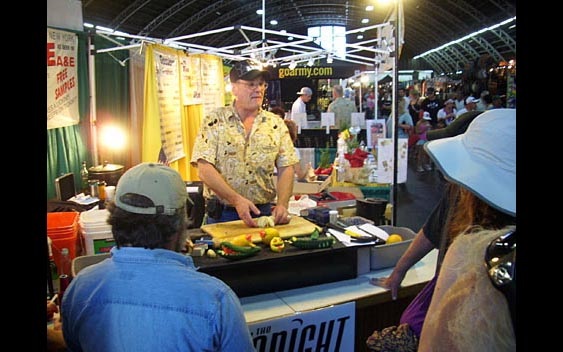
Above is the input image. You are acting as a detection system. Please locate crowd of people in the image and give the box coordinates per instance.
[47,60,516,351]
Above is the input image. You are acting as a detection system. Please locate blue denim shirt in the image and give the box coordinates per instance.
[62,247,256,352]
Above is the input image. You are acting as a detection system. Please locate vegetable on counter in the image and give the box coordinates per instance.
[217,241,261,260]
[287,228,335,249]
[269,236,285,252]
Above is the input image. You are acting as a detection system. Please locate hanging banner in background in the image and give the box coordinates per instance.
[180,54,203,106]
[153,47,185,163]
[47,28,79,129]
[248,302,355,351]
[377,138,408,184]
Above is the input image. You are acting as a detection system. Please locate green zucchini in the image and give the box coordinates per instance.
[220,241,261,254]
[288,236,335,249]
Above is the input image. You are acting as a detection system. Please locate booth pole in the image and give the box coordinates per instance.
[88,30,99,166]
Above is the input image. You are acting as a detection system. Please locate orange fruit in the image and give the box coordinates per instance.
[386,234,403,244]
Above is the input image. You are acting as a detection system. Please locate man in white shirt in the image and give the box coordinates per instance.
[291,87,313,119]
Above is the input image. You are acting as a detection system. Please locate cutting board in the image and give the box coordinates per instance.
[201,216,320,246]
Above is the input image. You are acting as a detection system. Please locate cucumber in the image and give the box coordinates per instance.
[289,236,335,249]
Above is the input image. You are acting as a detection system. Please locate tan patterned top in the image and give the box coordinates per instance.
[191,104,299,204]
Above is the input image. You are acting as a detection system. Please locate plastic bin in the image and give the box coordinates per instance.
[79,209,115,255]
[370,225,415,270]
[81,229,115,255]
[47,212,80,274]
[359,185,391,201]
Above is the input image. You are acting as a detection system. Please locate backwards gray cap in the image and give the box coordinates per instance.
[115,162,188,215]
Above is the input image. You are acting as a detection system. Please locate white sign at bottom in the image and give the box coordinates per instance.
[248,301,355,351]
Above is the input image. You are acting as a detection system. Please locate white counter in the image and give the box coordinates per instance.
[241,249,438,323]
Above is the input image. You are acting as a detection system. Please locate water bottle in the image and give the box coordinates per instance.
[80,161,89,195]
[60,247,72,278]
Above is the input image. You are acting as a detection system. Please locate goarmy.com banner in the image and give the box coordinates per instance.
[278,66,334,79]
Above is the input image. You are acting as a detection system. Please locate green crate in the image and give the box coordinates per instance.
[359,186,391,201]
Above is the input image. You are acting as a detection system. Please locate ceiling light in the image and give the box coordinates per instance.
[270,20,278,25]
[289,61,297,70]
[256,9,264,15]
[288,36,294,41]
[307,58,314,66]
[361,19,369,24]
[357,34,364,40]
[327,55,333,64]
[366,5,374,11]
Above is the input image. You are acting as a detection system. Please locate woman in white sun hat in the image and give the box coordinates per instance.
[366,108,516,352]
[418,108,516,351]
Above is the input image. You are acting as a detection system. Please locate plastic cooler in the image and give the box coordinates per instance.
[79,209,115,255]
[47,212,80,274]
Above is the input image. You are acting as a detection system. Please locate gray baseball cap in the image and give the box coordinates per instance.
[115,162,188,215]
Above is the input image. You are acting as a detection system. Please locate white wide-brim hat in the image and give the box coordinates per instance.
[424,109,516,216]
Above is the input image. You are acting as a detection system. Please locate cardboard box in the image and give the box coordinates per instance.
[370,225,416,270]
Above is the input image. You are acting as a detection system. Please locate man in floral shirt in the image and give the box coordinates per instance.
[191,60,299,227]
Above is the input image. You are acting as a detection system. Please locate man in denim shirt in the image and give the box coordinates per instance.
[62,163,256,351]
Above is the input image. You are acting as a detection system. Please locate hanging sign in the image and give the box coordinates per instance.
[47,28,79,129]
[153,46,185,163]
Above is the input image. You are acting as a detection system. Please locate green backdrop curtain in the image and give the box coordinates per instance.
[46,29,90,200]
[46,30,130,200]
[92,35,130,169]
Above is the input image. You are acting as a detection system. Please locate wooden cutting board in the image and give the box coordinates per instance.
[201,216,320,246]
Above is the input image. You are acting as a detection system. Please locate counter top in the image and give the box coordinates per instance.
[240,249,437,323]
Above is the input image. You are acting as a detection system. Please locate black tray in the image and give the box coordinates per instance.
[192,240,359,297]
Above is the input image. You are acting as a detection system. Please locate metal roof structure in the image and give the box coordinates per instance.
[81,0,516,74]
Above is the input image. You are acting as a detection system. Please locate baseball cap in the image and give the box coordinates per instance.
[422,111,431,120]
[115,162,188,215]
[427,110,483,141]
[465,96,480,104]
[424,109,516,216]
[229,60,270,83]
[297,87,313,95]
[444,99,455,105]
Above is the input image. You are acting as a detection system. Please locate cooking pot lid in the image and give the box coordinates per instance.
[89,163,124,173]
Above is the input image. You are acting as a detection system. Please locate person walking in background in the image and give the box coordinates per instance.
[327,84,357,130]
[420,87,442,128]
[456,96,479,117]
[62,163,257,352]
[283,119,315,181]
[366,109,515,352]
[270,106,286,119]
[407,89,422,127]
[387,96,414,139]
[191,60,298,227]
[414,112,432,172]
[453,90,465,112]
[291,87,313,120]
[436,99,457,128]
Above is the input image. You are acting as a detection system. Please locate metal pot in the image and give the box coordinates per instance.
[88,162,124,186]
[356,197,388,225]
